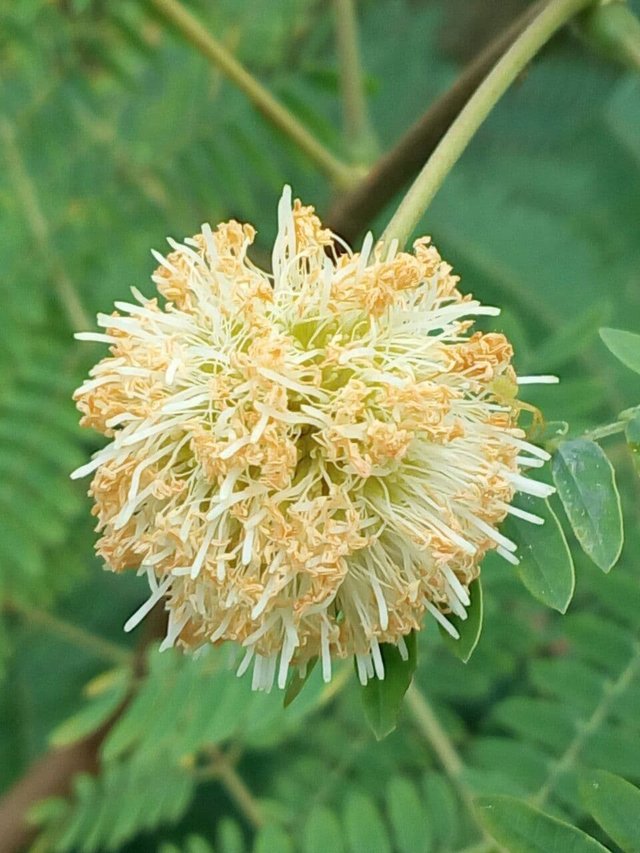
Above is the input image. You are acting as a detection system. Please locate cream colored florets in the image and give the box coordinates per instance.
[73,187,554,691]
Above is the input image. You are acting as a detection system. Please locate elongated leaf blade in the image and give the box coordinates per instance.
[600,327,640,374]
[360,632,417,740]
[580,770,640,853]
[344,791,392,853]
[439,578,483,663]
[504,496,575,613]
[283,657,318,708]
[475,795,609,852]
[552,439,623,572]
[303,805,345,853]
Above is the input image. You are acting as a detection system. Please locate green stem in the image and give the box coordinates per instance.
[150,0,356,190]
[0,117,91,331]
[333,0,376,159]
[382,0,598,249]
[532,642,640,809]
[5,600,133,667]
[583,420,627,441]
[195,746,265,829]
[406,685,498,849]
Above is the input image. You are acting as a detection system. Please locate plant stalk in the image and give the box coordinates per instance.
[4,600,133,667]
[382,0,598,249]
[406,685,498,849]
[333,0,376,159]
[583,420,627,441]
[0,118,91,331]
[196,747,265,829]
[150,0,356,190]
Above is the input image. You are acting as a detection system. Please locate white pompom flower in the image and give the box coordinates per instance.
[72,187,555,691]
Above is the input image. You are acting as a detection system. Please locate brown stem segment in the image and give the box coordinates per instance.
[326,1,543,243]
[0,720,114,853]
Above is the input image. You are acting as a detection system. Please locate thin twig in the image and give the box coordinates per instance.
[333,0,376,160]
[0,117,91,332]
[195,746,265,829]
[4,600,134,668]
[582,420,627,442]
[150,0,356,190]
[406,685,499,850]
[532,642,640,808]
[326,1,544,242]
[382,0,598,249]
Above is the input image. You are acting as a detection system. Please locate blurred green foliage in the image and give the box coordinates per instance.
[1,0,640,850]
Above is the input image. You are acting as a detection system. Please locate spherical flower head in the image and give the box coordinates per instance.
[72,186,554,691]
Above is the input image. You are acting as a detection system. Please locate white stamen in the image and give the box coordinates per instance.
[442,566,470,607]
[507,473,555,498]
[497,546,520,565]
[425,601,459,639]
[517,375,559,385]
[355,654,369,685]
[74,332,117,343]
[236,648,254,677]
[516,455,544,468]
[165,358,180,386]
[370,637,385,680]
[124,576,171,633]
[321,621,332,683]
[507,504,544,525]
[397,636,409,662]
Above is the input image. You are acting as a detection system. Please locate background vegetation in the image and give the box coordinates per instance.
[1,0,640,850]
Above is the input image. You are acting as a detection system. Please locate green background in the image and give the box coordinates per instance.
[1,1,640,850]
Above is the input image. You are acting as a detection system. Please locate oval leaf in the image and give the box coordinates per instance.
[303,805,345,853]
[439,578,483,663]
[503,495,575,613]
[475,795,609,853]
[580,770,640,853]
[50,674,129,748]
[360,632,417,740]
[552,439,623,572]
[387,777,431,853]
[344,792,392,853]
[253,824,294,853]
[600,327,640,374]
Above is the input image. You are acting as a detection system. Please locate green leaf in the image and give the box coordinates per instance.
[579,2,640,72]
[475,795,610,852]
[600,327,640,374]
[302,805,345,853]
[343,791,392,853]
[552,439,623,572]
[283,656,317,708]
[530,301,610,371]
[503,495,575,613]
[386,776,430,853]
[253,823,293,853]
[439,578,483,663]
[216,817,245,853]
[27,796,69,826]
[580,770,640,853]
[49,669,129,748]
[422,773,457,849]
[360,632,417,740]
